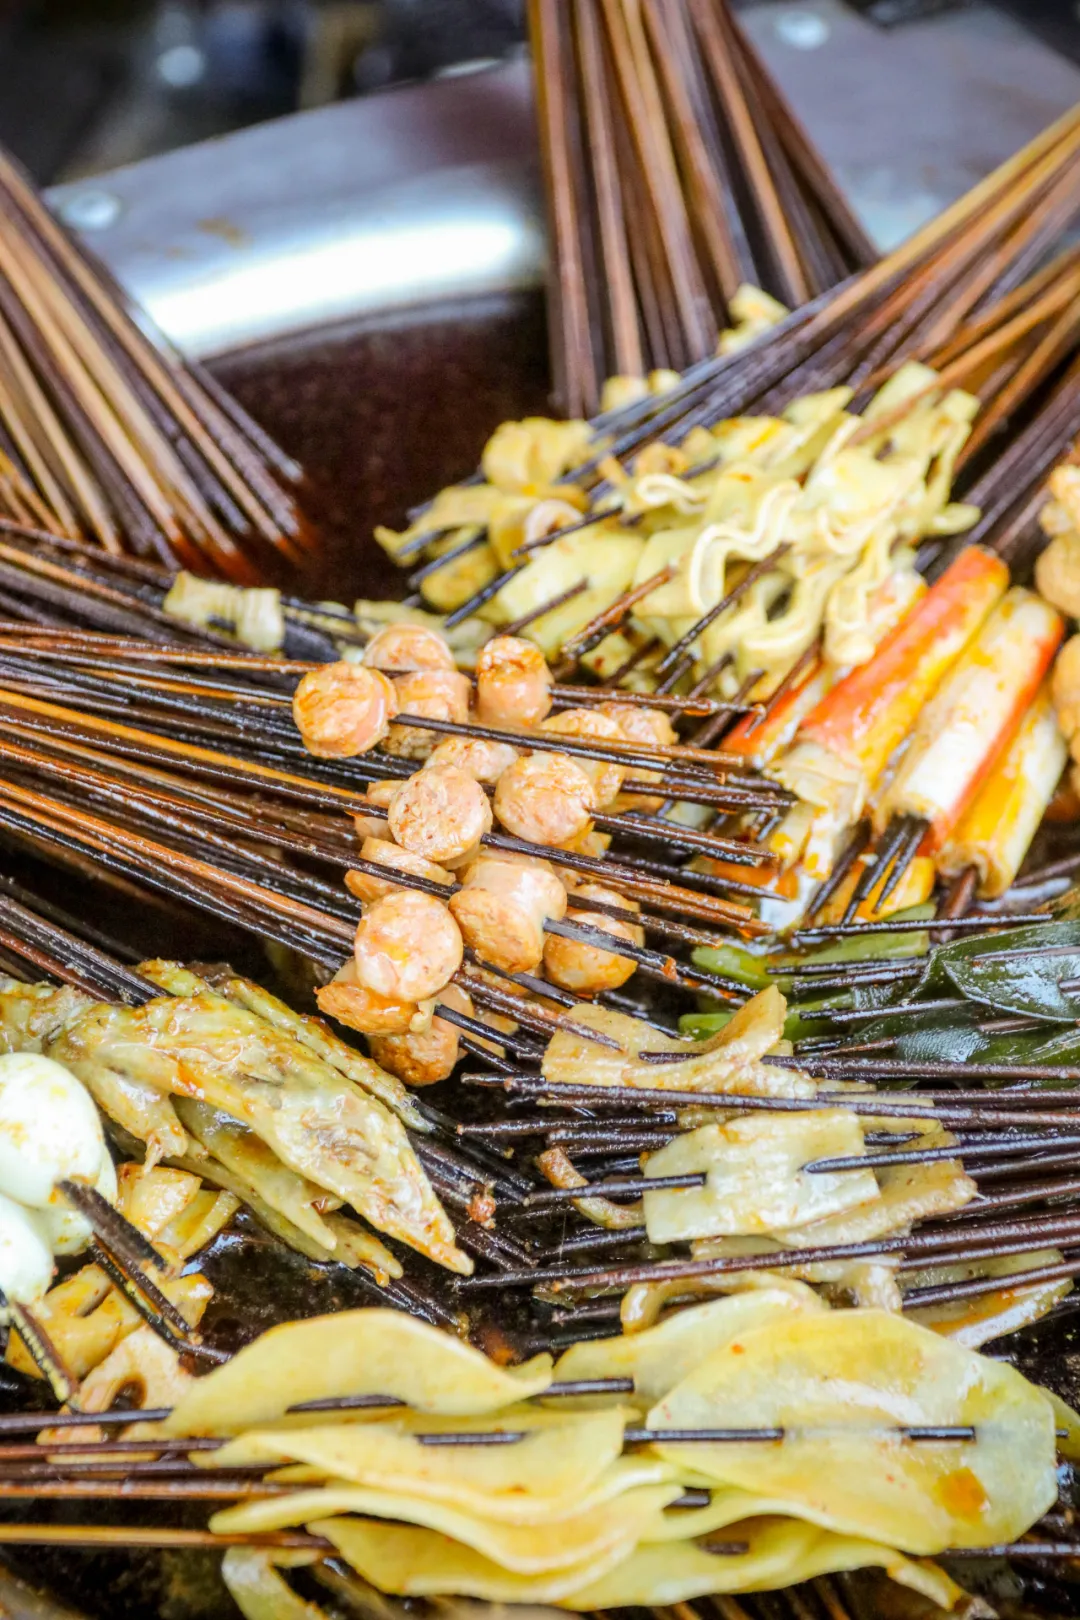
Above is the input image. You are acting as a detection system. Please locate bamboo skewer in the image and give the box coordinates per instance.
[2,127,1080,1585]
[530,0,874,413]
[0,152,309,572]
[395,102,1080,680]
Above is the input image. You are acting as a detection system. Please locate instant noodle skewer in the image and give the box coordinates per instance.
[389,114,1080,658]
[653,546,793,686]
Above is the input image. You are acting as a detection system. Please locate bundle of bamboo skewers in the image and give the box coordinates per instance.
[0,153,310,579]
[0,600,1056,1269]
[529,0,877,414]
[0,556,1078,1612]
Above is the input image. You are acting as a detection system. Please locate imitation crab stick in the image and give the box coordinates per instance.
[724,570,928,771]
[723,660,831,772]
[875,589,1064,851]
[936,685,1067,895]
[771,547,1008,827]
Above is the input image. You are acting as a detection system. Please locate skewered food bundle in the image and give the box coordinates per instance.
[0,971,250,1417]
[0,154,308,577]
[366,109,1080,706]
[7,1301,1068,1615]
[529,0,876,414]
[376,361,982,694]
[0,518,1064,937]
[0,620,1076,1610]
[0,964,467,1279]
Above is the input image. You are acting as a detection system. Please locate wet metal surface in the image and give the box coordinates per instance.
[47,6,1080,361]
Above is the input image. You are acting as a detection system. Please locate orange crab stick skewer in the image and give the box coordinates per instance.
[937,685,1067,899]
[723,661,832,773]
[725,572,929,771]
[772,547,1009,828]
[875,588,1064,851]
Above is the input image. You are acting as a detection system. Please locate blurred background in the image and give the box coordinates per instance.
[2,0,526,180]
[2,0,1078,187]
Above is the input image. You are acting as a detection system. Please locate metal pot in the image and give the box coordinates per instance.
[49,59,551,601]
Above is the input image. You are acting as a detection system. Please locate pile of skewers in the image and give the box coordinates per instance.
[372,106,1080,701]
[0,1278,1074,1615]
[0,151,309,577]
[0,591,1062,1315]
[529,0,876,413]
[133,1304,1071,1612]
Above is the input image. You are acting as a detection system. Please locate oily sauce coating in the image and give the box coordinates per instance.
[293,663,397,758]
[426,734,521,783]
[316,960,424,1036]
[601,702,677,808]
[368,984,472,1086]
[493,752,597,845]
[346,839,455,907]
[352,890,463,1003]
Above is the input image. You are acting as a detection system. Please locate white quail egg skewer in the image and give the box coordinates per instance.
[0,1190,55,1306]
[0,1188,76,1402]
[0,1052,116,1256]
[0,1053,201,1396]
